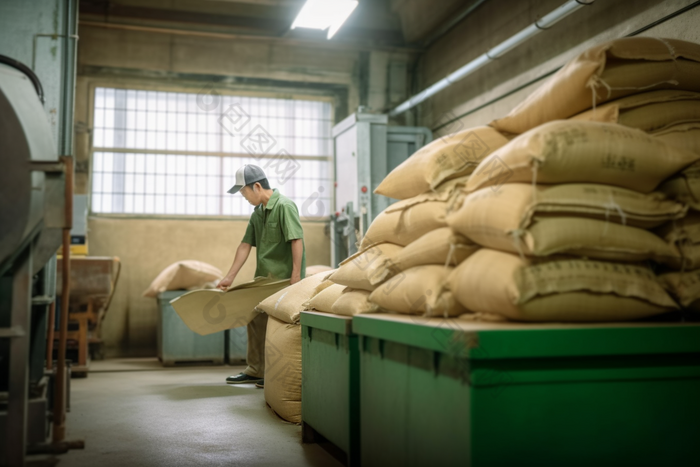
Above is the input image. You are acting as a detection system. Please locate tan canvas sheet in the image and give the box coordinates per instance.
[448,249,677,322]
[467,121,699,194]
[170,275,290,335]
[491,37,700,134]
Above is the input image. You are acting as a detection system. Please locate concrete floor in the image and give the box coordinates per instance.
[55,359,343,467]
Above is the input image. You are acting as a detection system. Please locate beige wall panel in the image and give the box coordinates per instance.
[89,216,330,355]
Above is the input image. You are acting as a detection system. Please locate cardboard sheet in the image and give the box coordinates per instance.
[170,276,290,335]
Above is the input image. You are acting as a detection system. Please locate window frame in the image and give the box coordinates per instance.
[87,81,335,221]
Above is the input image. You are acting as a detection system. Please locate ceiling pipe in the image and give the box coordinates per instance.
[389,0,594,117]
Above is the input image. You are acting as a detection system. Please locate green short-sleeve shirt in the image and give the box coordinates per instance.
[242,189,306,280]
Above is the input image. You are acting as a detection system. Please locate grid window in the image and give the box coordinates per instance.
[91,87,333,217]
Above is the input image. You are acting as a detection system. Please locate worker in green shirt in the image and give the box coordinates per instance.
[216,164,306,388]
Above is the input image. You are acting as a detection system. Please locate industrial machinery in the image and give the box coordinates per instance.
[0,58,75,466]
[330,109,431,266]
[0,1,79,464]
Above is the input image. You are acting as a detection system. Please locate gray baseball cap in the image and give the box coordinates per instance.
[227,164,267,194]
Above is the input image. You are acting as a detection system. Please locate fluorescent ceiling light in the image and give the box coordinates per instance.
[291,0,358,39]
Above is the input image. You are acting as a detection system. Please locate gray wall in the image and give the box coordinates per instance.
[404,0,700,135]
[0,0,78,156]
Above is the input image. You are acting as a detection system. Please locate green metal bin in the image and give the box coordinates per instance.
[353,314,700,467]
[301,311,360,466]
[157,291,225,366]
[227,326,248,363]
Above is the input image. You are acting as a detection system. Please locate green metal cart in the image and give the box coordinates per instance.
[353,314,700,467]
[301,311,360,466]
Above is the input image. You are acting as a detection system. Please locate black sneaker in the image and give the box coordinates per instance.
[255,380,264,389]
[226,373,263,384]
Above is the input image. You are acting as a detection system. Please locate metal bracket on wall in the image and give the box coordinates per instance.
[29,160,67,173]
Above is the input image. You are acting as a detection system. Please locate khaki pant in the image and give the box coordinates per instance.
[242,312,268,378]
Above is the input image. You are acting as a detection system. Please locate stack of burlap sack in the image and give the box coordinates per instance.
[254,36,700,423]
[252,267,335,423]
[317,37,700,323]
[302,126,512,319]
[449,119,698,321]
[450,36,700,322]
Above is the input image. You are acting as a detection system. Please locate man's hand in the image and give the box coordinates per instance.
[217,275,234,291]
[290,271,301,285]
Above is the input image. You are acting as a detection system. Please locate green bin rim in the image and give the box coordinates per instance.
[301,311,354,335]
[351,315,700,360]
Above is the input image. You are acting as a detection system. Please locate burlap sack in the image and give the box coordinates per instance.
[675,244,700,270]
[455,183,686,229]
[313,278,336,295]
[329,243,403,291]
[491,37,700,134]
[659,271,700,311]
[374,127,510,199]
[305,265,334,276]
[369,265,465,317]
[570,90,700,132]
[467,120,699,194]
[658,160,700,210]
[655,212,700,243]
[378,177,471,219]
[653,122,700,155]
[370,227,479,285]
[457,312,507,322]
[331,289,375,316]
[390,176,469,209]
[303,283,346,313]
[361,200,448,249]
[256,272,330,324]
[449,249,677,322]
[264,317,302,423]
[143,260,223,297]
[655,212,700,269]
[448,184,682,264]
